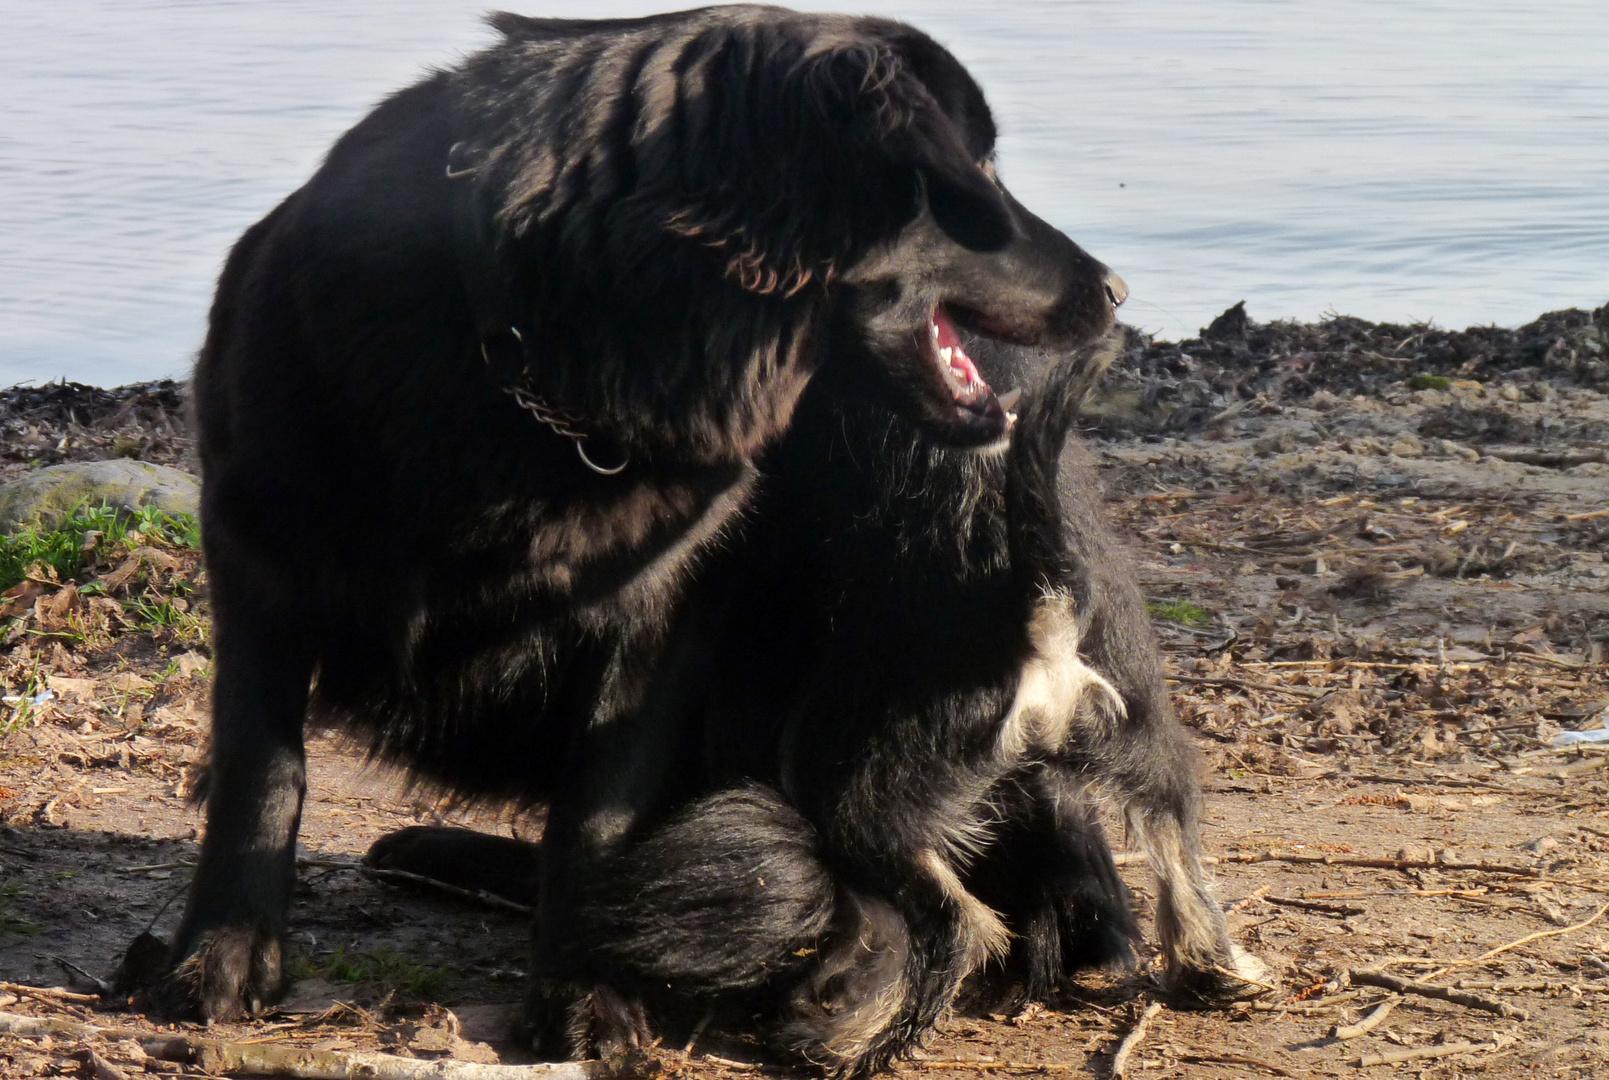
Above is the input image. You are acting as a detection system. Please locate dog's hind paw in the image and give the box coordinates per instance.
[522,980,653,1061]
[1164,943,1274,1004]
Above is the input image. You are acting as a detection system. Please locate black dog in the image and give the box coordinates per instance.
[371,336,1263,1077]
[155,6,1124,1022]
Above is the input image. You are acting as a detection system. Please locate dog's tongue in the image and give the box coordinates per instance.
[933,306,985,388]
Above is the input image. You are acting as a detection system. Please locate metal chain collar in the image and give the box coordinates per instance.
[482,334,630,476]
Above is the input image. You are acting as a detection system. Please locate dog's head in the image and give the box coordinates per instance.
[478,7,1120,457]
[637,10,1125,449]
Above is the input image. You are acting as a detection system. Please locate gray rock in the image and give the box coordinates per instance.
[0,459,199,534]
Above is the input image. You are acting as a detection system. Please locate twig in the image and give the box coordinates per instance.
[1347,971,1529,1019]
[1218,852,1539,877]
[1307,888,1490,900]
[1327,772,1510,791]
[1212,964,1278,995]
[1178,1053,1290,1076]
[683,1010,715,1055]
[0,1010,603,1079]
[1486,448,1607,468]
[1421,902,1608,980]
[47,955,113,996]
[1330,998,1397,1040]
[1355,1042,1500,1067]
[1166,675,1324,700]
[1109,1001,1161,1080]
[698,1055,762,1071]
[1250,989,1362,1014]
[1563,507,1609,521]
[1227,885,1271,913]
[359,866,534,917]
[1265,896,1366,917]
[907,1062,1079,1072]
[1113,852,1219,867]
[0,981,99,1004]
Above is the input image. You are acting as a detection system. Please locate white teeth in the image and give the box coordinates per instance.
[930,322,941,342]
[997,388,1022,411]
[939,346,954,366]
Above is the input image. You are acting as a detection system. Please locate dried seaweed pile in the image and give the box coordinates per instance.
[1092,301,1609,436]
[0,380,192,484]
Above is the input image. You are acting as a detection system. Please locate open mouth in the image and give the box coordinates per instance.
[928,305,1009,428]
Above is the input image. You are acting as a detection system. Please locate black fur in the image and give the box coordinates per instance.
[512,332,1254,1074]
[370,331,1257,1077]
[150,4,1123,1024]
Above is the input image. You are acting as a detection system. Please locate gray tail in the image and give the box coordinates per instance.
[1005,333,1121,592]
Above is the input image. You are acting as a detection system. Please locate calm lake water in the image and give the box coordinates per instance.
[3,1,1607,386]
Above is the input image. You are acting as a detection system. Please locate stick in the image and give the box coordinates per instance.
[1346,971,1529,1020]
[1416,902,1609,982]
[1330,999,1397,1040]
[682,1010,715,1055]
[1212,964,1279,995]
[1218,852,1539,877]
[1356,1042,1499,1068]
[1486,448,1608,468]
[0,981,100,1004]
[0,1011,602,1079]
[1114,852,1219,867]
[907,1062,1080,1072]
[1264,895,1366,917]
[1178,1053,1289,1076]
[1227,885,1270,914]
[1109,1001,1161,1080]
[359,866,535,917]
[697,1055,762,1071]
[1166,675,1324,700]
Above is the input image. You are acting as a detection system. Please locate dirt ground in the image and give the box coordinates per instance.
[1,303,1606,1078]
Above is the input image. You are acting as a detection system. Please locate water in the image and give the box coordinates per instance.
[3,1,1607,387]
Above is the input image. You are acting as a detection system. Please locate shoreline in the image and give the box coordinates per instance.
[1,301,1602,480]
[4,298,1603,398]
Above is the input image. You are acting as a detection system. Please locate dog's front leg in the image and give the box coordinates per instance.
[1049,444,1267,1000]
[151,607,313,1020]
[1057,651,1267,999]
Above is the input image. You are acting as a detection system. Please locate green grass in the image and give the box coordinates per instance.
[0,667,47,738]
[291,945,452,999]
[1146,597,1214,628]
[0,882,39,936]
[0,503,200,594]
[1408,373,1454,391]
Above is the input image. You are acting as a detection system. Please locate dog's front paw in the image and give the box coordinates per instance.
[521,980,652,1060]
[131,927,286,1021]
[1163,942,1273,1004]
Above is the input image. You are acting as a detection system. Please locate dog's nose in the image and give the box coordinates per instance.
[1104,272,1128,308]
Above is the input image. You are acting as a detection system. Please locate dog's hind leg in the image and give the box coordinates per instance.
[964,766,1137,1006]
[1049,442,1265,1000]
[364,826,543,905]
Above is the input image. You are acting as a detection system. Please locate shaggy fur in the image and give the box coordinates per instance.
[150,4,1123,1023]
[372,335,1263,1076]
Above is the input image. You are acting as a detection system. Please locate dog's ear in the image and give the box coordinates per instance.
[802,43,1014,254]
[900,115,1014,253]
[638,29,1012,293]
